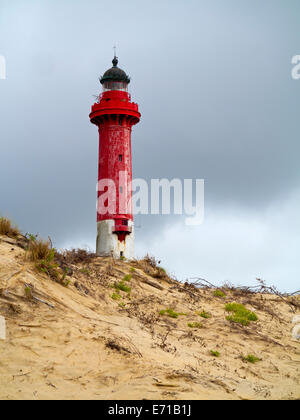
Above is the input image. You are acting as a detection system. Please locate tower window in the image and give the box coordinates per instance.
[119,186,123,193]
[119,154,122,161]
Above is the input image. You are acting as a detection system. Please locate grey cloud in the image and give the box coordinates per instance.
[0,0,299,290]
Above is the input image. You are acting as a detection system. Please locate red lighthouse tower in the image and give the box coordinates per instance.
[89,55,141,258]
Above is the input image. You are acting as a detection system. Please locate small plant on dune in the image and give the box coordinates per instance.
[35,252,60,282]
[111,292,122,300]
[0,217,20,238]
[197,310,211,319]
[61,267,70,287]
[160,308,178,318]
[210,350,220,357]
[118,302,126,308]
[120,255,125,261]
[123,274,132,282]
[159,308,186,319]
[130,267,135,273]
[29,237,69,285]
[213,289,226,298]
[24,285,33,299]
[27,238,54,262]
[187,322,203,329]
[225,302,258,326]
[114,281,131,293]
[242,354,261,364]
[25,233,38,242]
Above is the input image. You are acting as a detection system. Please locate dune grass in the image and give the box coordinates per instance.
[27,237,54,262]
[26,236,70,285]
[159,308,186,319]
[0,217,20,238]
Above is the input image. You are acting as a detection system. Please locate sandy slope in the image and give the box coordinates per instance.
[0,235,299,400]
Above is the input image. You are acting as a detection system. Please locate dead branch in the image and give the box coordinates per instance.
[140,277,164,291]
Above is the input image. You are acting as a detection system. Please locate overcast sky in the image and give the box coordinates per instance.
[0,0,299,291]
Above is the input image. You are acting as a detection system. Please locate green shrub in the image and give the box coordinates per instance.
[247,312,259,321]
[33,243,69,285]
[225,303,245,312]
[187,322,202,329]
[123,274,132,282]
[225,302,258,326]
[243,354,261,363]
[130,267,136,273]
[114,281,131,293]
[210,350,220,357]
[197,310,211,319]
[213,290,226,298]
[36,258,60,281]
[159,308,186,319]
[226,314,250,326]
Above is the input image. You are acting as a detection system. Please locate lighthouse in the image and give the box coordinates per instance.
[89,56,141,259]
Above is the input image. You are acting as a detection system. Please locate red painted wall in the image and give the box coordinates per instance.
[90,90,140,229]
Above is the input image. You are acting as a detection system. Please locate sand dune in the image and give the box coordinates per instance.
[0,234,299,400]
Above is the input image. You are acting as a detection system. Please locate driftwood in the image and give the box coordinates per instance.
[140,277,164,291]
[32,296,55,308]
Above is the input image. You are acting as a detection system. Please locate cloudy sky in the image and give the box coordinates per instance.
[0,0,299,291]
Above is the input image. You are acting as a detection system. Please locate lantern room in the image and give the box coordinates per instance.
[99,56,130,92]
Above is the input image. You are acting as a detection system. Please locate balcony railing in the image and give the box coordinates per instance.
[96,92,132,103]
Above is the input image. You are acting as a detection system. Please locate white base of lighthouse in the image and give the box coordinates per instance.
[96,219,135,259]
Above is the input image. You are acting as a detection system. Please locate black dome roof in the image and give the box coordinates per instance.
[100,57,130,85]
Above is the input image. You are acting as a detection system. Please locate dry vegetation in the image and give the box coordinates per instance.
[0,220,299,400]
[0,217,20,238]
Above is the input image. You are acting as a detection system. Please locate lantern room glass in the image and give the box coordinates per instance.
[102,81,128,92]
